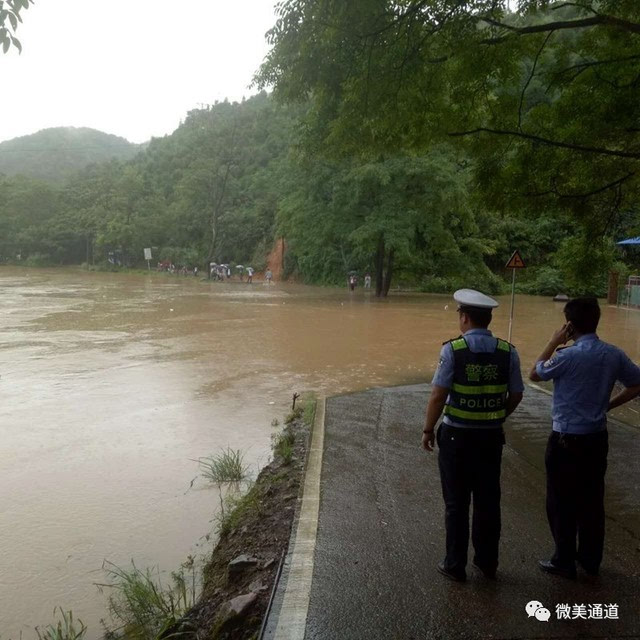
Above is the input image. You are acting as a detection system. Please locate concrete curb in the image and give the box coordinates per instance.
[262,397,325,640]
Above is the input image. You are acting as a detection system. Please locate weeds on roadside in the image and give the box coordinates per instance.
[284,406,303,425]
[215,482,261,536]
[194,448,249,484]
[98,558,198,640]
[271,430,295,464]
[36,608,87,640]
[193,448,254,536]
[302,399,316,426]
[273,395,318,464]
[285,393,317,427]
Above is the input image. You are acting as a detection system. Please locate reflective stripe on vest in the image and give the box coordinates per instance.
[444,406,507,421]
[451,383,508,395]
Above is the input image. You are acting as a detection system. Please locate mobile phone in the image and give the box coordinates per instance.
[566,322,575,339]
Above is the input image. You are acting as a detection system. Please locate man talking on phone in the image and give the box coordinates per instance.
[530,297,640,579]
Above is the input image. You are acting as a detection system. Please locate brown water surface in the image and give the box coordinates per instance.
[2,267,639,637]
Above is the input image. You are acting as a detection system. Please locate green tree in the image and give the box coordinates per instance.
[257,1,640,230]
[279,147,500,295]
[0,0,33,53]
[0,174,60,262]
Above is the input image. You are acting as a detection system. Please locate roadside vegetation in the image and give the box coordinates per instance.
[272,429,295,465]
[35,609,87,640]
[195,449,249,485]
[98,560,198,640]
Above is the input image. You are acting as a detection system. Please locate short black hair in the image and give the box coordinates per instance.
[459,306,492,328]
[563,297,600,334]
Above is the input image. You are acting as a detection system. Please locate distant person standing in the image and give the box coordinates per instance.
[246,267,254,283]
[349,275,356,291]
[364,273,372,289]
[265,269,273,284]
[530,297,640,579]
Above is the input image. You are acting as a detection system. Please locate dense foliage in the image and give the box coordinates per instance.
[257,0,640,295]
[0,97,520,292]
[2,0,639,296]
[0,89,634,295]
[258,1,639,213]
[0,95,294,270]
[0,127,141,183]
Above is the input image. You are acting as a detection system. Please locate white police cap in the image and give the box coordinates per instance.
[453,288,499,309]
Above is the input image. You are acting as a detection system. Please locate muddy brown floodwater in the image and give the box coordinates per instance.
[2,267,640,638]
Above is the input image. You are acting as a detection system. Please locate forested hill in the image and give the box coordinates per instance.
[0,127,142,183]
[0,94,301,276]
[0,90,634,297]
[1,2,639,298]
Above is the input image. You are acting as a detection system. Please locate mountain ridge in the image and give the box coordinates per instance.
[0,126,144,183]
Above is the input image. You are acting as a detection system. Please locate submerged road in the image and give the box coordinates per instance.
[268,384,640,639]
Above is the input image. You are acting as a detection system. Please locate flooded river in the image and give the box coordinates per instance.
[2,267,640,637]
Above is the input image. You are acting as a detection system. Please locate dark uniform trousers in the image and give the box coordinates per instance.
[545,430,608,573]
[438,423,505,575]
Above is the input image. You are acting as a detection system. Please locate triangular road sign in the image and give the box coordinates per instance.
[505,250,526,269]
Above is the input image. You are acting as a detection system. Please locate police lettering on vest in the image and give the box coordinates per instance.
[458,397,505,409]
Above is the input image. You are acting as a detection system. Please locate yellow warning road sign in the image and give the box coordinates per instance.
[505,250,526,269]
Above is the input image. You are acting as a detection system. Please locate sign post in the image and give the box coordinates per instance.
[144,247,152,271]
[505,250,526,342]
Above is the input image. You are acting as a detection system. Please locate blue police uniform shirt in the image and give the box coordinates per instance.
[535,333,640,435]
[432,328,525,428]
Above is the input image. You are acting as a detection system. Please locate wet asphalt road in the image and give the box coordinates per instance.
[304,384,640,639]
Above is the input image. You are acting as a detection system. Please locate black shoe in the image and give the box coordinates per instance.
[577,560,599,577]
[472,561,497,579]
[437,562,466,582]
[538,559,577,580]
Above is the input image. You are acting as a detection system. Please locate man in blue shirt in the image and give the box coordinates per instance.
[423,289,524,582]
[530,297,640,579]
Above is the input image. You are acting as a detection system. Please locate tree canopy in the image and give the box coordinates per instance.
[2,1,638,297]
[257,0,640,232]
[0,95,300,272]
[0,95,515,293]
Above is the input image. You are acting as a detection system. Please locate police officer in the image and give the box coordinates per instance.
[530,297,640,579]
[423,289,524,582]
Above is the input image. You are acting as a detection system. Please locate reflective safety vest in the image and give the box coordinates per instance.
[443,336,511,426]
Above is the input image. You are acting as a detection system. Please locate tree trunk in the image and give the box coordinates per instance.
[205,220,218,279]
[382,248,395,297]
[375,235,385,297]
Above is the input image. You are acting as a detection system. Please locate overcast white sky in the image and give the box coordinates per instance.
[0,0,278,143]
